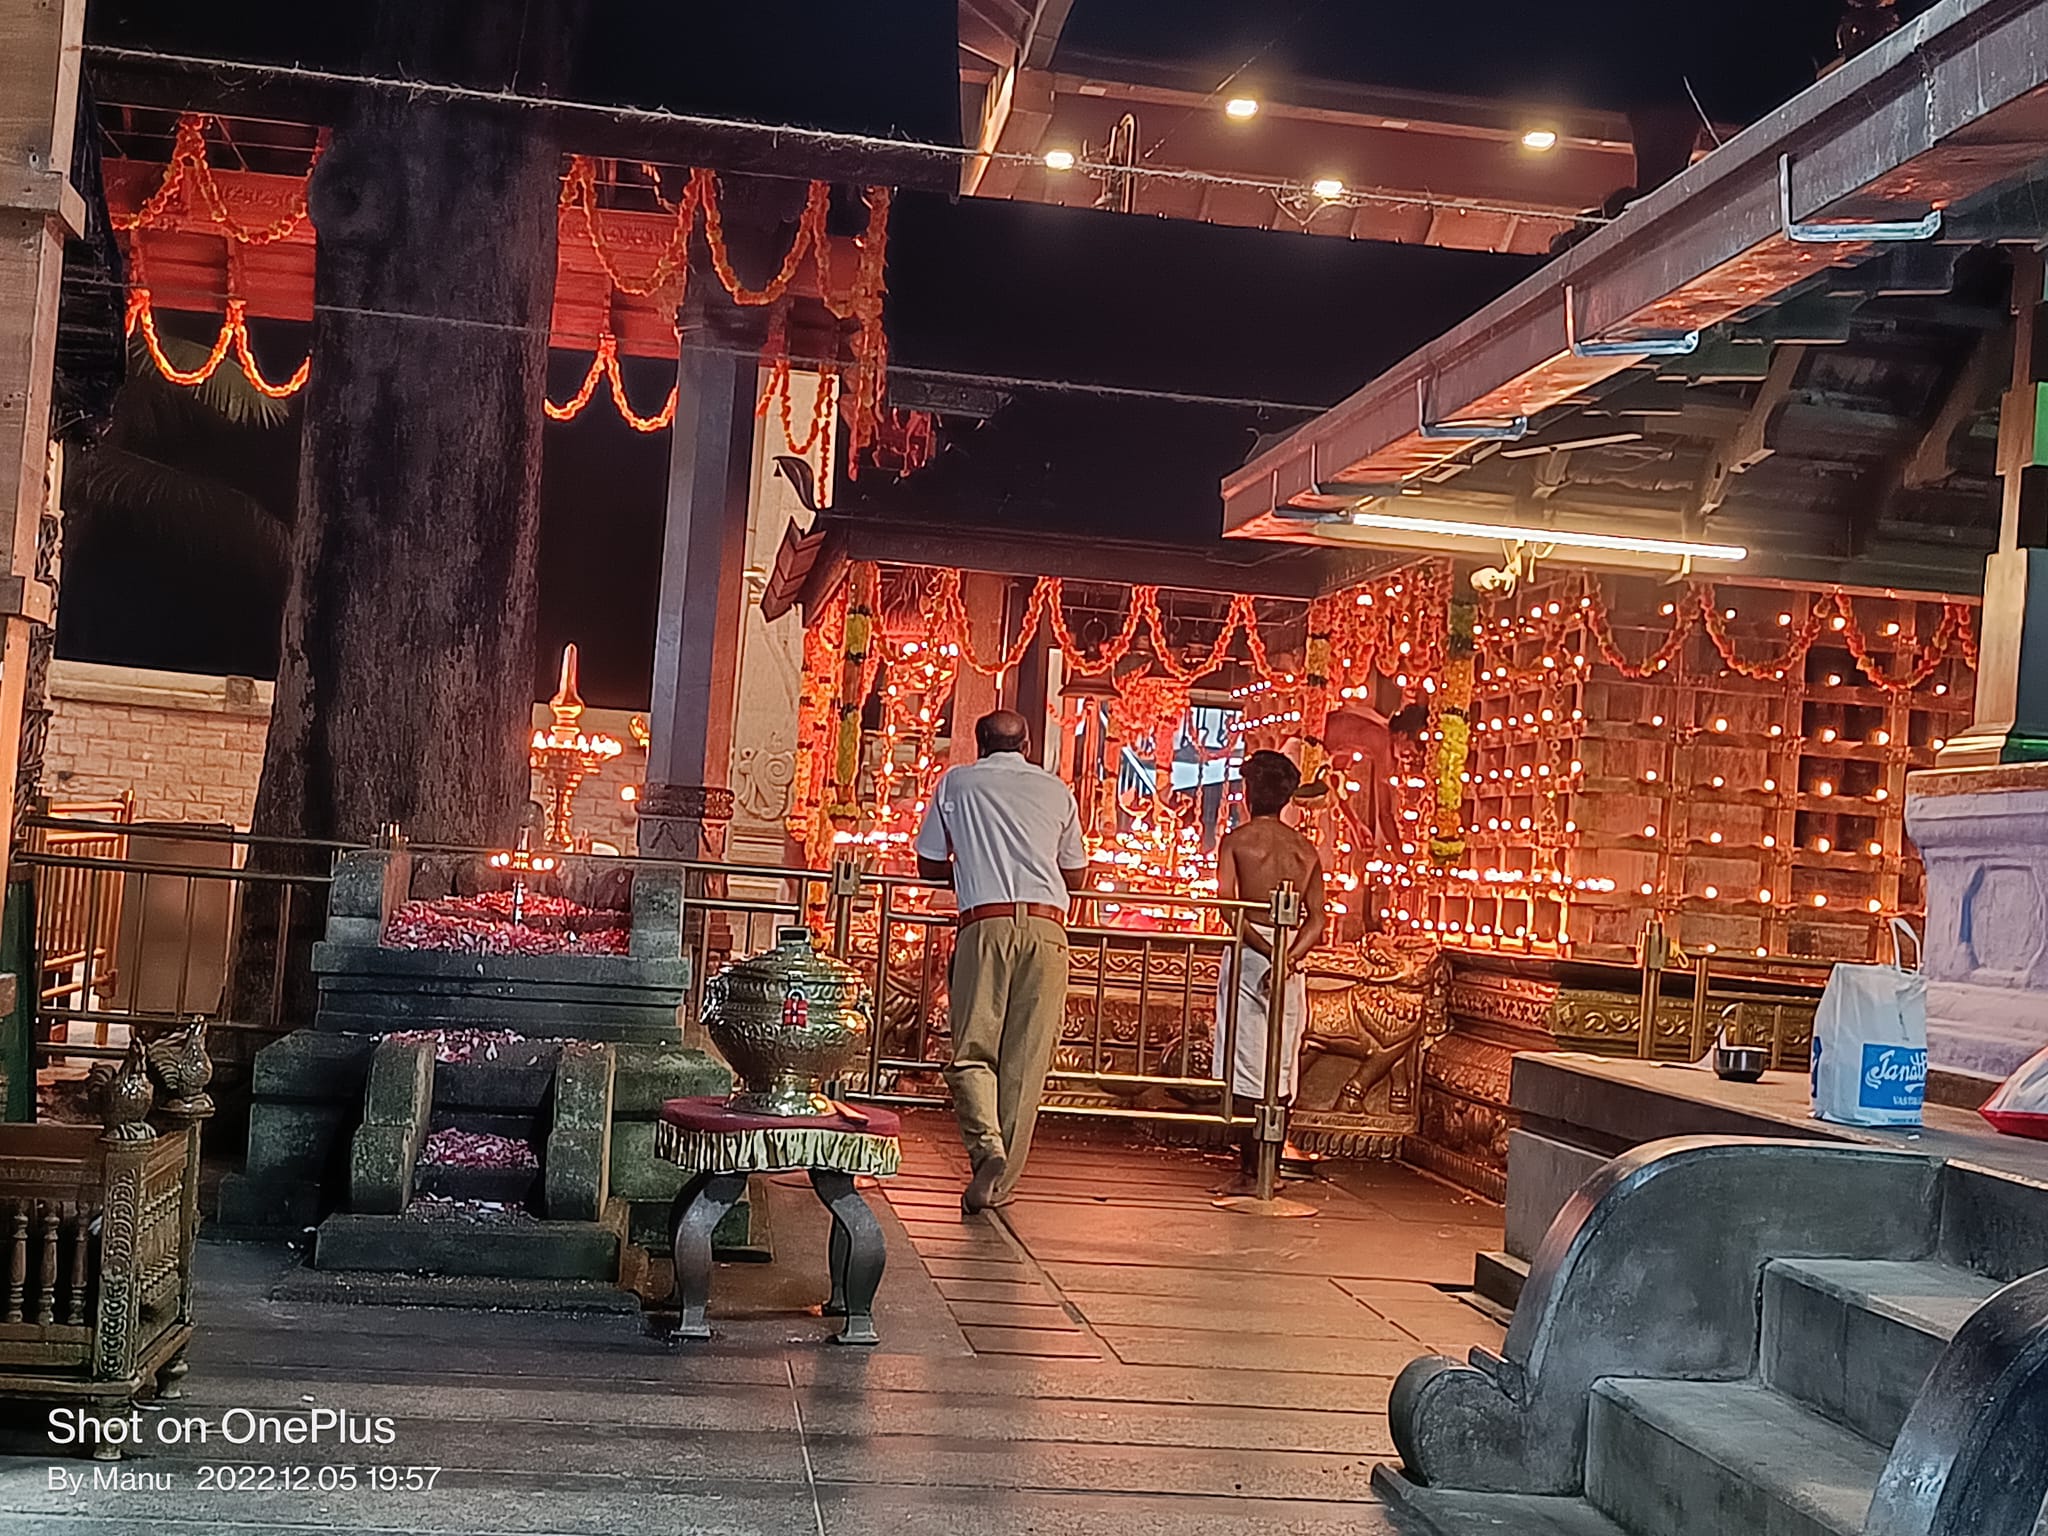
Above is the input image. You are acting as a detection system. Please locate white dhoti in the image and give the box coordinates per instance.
[1215,928,1308,1101]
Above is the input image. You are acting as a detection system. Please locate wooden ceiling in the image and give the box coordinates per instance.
[955,0,1638,256]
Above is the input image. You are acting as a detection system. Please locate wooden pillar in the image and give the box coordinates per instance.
[640,323,756,859]
[1940,250,2048,767]
[1009,577,1054,761]
[0,0,84,885]
[948,572,1005,766]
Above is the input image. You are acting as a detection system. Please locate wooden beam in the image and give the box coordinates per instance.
[1695,344,1806,519]
[0,0,85,883]
[1019,0,1077,71]
[819,517,1345,597]
[962,63,1053,198]
[1903,324,2006,490]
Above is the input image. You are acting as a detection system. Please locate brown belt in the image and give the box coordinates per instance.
[957,902,1067,929]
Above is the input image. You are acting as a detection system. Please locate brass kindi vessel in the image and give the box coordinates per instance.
[701,926,872,1116]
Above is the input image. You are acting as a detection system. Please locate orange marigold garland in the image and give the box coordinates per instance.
[1698,588,1825,679]
[829,564,883,824]
[1581,579,1698,679]
[116,113,318,246]
[1430,592,1477,866]
[1833,596,1968,695]
[1046,582,1150,677]
[543,332,679,432]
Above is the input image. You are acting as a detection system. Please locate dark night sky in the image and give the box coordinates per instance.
[1058,0,1936,124]
[63,1,1901,703]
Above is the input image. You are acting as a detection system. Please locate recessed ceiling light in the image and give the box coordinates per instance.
[1311,177,1346,200]
[1522,129,1559,151]
[1043,148,1076,171]
[1225,97,1260,120]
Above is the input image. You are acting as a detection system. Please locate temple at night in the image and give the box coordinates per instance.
[8,1,2048,1534]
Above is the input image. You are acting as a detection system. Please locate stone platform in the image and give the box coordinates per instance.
[6,1114,1508,1535]
[1906,761,2048,1081]
[1481,1051,2043,1308]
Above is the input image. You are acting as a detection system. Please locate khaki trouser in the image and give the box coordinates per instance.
[943,914,1069,1198]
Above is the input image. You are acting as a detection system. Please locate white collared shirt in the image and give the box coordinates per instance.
[914,752,1087,909]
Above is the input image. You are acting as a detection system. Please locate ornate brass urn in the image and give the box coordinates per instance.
[702,926,872,1116]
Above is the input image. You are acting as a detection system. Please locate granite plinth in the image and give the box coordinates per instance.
[311,940,689,1043]
[1501,1052,2048,1277]
[1906,764,2048,1079]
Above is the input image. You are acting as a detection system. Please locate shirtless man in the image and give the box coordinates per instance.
[1215,751,1326,1141]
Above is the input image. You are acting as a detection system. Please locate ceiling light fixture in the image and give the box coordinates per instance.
[1043,148,1077,171]
[1344,508,1746,561]
[1522,129,1559,151]
[1225,97,1260,120]
[1311,176,1347,199]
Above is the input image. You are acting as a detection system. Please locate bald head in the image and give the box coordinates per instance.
[975,709,1031,758]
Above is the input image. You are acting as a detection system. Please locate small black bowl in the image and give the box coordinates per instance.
[1715,1044,1768,1083]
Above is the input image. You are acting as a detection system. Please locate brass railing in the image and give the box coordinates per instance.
[1634,916,1829,1066]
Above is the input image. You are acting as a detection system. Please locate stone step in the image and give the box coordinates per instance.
[1473,1249,1528,1313]
[274,1267,641,1314]
[412,1161,539,1207]
[1586,1378,1887,1536]
[1762,1256,1999,1446]
[433,1052,560,1112]
[429,1107,539,1141]
[1370,1465,1628,1536]
[313,1211,619,1281]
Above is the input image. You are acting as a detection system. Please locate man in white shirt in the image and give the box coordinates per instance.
[916,709,1088,1212]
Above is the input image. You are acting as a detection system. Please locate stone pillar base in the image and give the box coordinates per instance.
[636,784,735,861]
[1905,762,2048,1080]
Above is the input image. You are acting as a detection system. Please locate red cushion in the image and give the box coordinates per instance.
[659,1095,901,1139]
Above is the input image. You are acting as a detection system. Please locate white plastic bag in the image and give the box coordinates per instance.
[1980,1045,2048,1140]
[1810,918,1927,1128]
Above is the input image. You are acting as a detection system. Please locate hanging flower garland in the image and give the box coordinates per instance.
[829,564,882,823]
[929,569,1050,677]
[1144,590,1260,683]
[1577,578,1976,693]
[1295,595,1338,789]
[124,287,310,399]
[1430,592,1477,865]
[115,113,319,245]
[1698,589,1825,680]
[755,305,837,485]
[120,135,890,451]
[1581,579,1698,679]
[1832,597,1969,695]
[542,331,679,431]
[789,581,849,859]
[1046,583,1151,677]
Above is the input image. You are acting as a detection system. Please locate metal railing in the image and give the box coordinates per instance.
[15,814,349,1063]
[10,817,1302,1192]
[1635,916,1828,1065]
[827,868,1296,1202]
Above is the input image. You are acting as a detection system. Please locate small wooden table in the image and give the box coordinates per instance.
[656,1097,901,1345]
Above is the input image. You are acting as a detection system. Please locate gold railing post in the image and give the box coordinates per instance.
[1254,882,1301,1205]
[828,857,859,959]
[1636,916,1669,1060]
[1689,951,1712,1060]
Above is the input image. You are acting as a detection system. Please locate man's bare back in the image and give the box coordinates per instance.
[1218,815,1326,961]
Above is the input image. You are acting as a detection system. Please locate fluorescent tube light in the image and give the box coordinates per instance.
[1345,508,1745,561]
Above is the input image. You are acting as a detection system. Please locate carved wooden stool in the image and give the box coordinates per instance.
[655,1097,900,1346]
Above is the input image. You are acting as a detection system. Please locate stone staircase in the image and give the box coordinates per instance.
[309,1034,627,1292]
[1378,1137,2048,1536]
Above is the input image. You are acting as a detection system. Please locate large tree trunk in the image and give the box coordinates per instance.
[236,6,583,1029]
